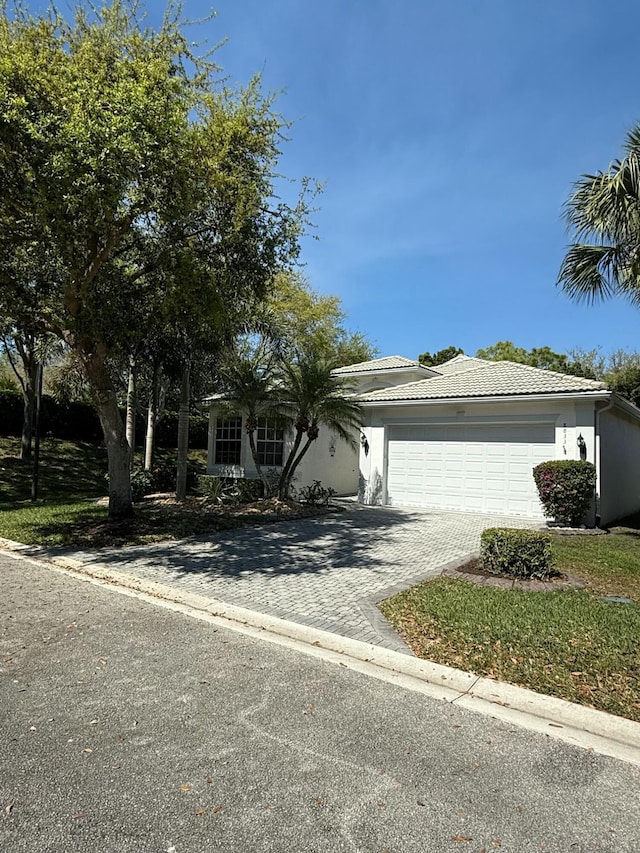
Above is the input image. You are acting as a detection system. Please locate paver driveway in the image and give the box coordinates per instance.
[65,505,540,653]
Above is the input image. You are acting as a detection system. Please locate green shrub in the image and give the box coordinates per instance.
[149,461,176,492]
[297,480,336,506]
[155,412,208,449]
[0,390,24,435]
[234,478,264,502]
[130,468,156,502]
[196,475,264,505]
[532,460,596,526]
[480,528,555,580]
[197,475,226,504]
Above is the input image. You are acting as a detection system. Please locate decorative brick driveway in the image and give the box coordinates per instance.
[65,505,540,653]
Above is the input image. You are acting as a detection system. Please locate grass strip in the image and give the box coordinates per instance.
[380,577,640,722]
[550,531,640,601]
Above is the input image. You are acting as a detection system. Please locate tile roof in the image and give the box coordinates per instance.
[333,355,423,374]
[431,354,490,375]
[358,360,607,402]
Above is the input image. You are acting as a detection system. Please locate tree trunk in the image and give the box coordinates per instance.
[125,357,136,469]
[247,429,269,497]
[7,336,38,461]
[84,355,133,519]
[278,426,305,500]
[20,381,35,461]
[175,361,190,502]
[30,363,43,501]
[144,364,160,471]
[280,434,315,500]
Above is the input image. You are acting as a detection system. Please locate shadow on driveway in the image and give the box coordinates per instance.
[67,505,442,583]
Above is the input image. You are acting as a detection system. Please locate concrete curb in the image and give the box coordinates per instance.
[2,536,640,767]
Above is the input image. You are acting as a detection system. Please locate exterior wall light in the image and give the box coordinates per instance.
[577,433,587,461]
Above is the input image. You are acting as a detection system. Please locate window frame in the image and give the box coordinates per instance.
[256,417,285,468]
[214,416,243,465]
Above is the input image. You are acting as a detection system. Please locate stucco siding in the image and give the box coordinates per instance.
[358,399,589,517]
[599,406,640,525]
[294,426,359,496]
[206,406,358,495]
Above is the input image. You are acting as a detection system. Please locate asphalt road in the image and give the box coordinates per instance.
[1,552,639,853]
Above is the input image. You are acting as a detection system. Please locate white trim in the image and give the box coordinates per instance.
[610,392,640,420]
[360,391,612,407]
[380,412,559,426]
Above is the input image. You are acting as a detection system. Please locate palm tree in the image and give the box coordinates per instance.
[276,358,362,500]
[218,351,281,496]
[558,124,640,305]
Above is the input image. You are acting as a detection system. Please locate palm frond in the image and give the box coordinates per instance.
[559,123,640,307]
[558,244,618,303]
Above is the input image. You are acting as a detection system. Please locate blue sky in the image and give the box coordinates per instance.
[199,0,640,360]
[28,1,640,359]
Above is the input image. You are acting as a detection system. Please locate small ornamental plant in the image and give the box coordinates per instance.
[481,528,556,580]
[532,460,596,526]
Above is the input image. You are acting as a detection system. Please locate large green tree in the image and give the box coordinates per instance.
[476,340,578,373]
[558,123,640,306]
[418,346,464,367]
[569,347,640,406]
[264,272,377,366]
[0,1,311,517]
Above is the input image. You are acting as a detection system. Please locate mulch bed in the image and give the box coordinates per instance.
[443,557,586,592]
[73,494,344,548]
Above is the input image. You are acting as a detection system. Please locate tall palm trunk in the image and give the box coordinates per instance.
[175,360,190,502]
[144,363,161,471]
[125,356,136,469]
[280,432,316,500]
[278,425,306,500]
[246,424,270,497]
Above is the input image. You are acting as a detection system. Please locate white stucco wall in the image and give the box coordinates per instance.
[206,406,358,496]
[598,405,640,525]
[358,398,596,514]
[294,426,359,496]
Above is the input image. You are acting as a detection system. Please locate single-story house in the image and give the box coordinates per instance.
[202,395,360,498]
[204,353,640,524]
[348,354,640,525]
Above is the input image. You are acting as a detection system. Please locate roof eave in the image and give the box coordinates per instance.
[608,392,640,420]
[335,365,439,379]
[359,390,612,407]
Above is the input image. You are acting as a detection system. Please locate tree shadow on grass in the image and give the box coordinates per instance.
[0,437,107,505]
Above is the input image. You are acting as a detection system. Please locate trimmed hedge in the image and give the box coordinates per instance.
[481,527,555,580]
[533,460,596,527]
[0,390,208,448]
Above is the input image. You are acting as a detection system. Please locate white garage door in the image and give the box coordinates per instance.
[386,423,555,517]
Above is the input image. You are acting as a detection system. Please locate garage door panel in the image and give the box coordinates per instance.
[386,422,554,517]
[465,496,485,511]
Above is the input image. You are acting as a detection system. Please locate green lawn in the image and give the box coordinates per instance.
[0,436,210,547]
[380,524,640,721]
[0,436,108,504]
